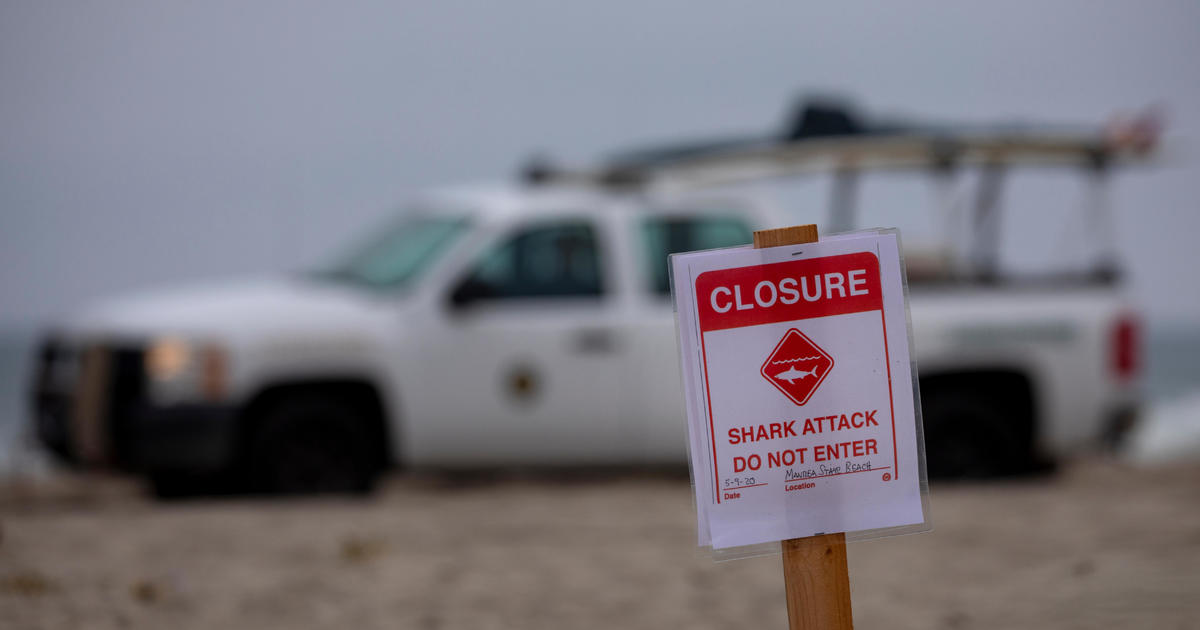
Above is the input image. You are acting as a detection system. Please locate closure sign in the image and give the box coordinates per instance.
[671,230,929,550]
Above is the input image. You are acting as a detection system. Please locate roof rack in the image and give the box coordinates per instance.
[525,99,1159,190]
[522,98,1161,282]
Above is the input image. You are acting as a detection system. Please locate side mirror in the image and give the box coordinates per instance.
[449,277,493,309]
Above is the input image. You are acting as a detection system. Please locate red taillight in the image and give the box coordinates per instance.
[1112,314,1140,381]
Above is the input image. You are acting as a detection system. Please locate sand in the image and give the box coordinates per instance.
[1,457,1198,629]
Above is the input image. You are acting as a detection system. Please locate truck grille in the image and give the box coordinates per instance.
[33,338,146,468]
[32,338,76,462]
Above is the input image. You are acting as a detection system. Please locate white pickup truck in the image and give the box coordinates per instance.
[30,102,1152,494]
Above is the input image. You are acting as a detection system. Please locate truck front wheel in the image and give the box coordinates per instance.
[248,394,377,494]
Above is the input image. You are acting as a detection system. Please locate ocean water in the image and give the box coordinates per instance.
[1131,327,1200,463]
[0,329,40,474]
[1,326,1198,473]
[1143,326,1200,401]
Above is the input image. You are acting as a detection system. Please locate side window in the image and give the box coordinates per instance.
[640,216,752,295]
[453,221,604,304]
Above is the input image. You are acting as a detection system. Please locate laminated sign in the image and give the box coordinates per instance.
[671,229,930,551]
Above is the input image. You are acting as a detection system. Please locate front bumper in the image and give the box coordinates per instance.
[32,339,240,474]
[122,403,240,472]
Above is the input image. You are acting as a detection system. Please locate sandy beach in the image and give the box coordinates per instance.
[0,457,1197,630]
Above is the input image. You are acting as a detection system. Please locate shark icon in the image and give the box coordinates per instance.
[774,365,818,384]
[762,329,834,406]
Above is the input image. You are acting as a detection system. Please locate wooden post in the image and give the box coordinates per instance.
[753,224,854,630]
[780,534,853,629]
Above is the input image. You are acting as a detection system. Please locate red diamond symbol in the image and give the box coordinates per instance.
[761,329,834,406]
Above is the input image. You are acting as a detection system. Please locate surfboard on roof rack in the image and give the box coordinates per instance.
[525,98,1160,190]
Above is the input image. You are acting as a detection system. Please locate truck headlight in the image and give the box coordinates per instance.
[145,338,228,403]
[146,338,191,382]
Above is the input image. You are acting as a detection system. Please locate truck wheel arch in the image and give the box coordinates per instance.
[917,369,1041,476]
[237,379,395,472]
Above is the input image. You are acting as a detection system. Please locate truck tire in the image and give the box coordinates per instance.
[922,391,1026,479]
[149,471,227,499]
[248,394,377,494]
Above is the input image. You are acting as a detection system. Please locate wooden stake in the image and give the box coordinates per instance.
[780,534,853,630]
[753,224,819,249]
[753,224,854,630]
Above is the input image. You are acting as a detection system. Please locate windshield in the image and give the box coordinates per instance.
[316,214,468,289]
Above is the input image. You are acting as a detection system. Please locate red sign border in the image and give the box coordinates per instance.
[696,262,900,506]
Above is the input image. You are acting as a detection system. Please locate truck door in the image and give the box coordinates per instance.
[626,213,755,461]
[414,218,632,464]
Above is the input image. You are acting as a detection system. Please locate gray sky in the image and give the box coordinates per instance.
[2,1,1198,327]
